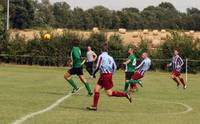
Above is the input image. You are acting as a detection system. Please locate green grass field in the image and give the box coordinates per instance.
[0,64,200,124]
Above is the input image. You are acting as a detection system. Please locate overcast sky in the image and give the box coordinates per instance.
[49,0,200,12]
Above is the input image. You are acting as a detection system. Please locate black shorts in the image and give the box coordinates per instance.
[125,72,134,80]
[68,67,83,75]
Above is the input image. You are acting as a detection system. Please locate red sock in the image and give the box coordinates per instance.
[179,78,185,86]
[112,91,127,97]
[172,78,180,85]
[93,92,100,107]
[130,84,137,89]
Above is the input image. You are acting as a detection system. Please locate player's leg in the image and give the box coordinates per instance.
[124,72,130,92]
[177,75,187,89]
[87,84,102,111]
[128,72,143,88]
[106,89,132,103]
[86,62,92,76]
[105,76,132,102]
[78,75,93,96]
[171,72,180,87]
[64,71,79,93]
[88,62,94,76]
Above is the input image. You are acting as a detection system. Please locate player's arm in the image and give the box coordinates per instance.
[93,56,102,76]
[112,58,117,74]
[167,59,173,67]
[177,56,184,68]
[92,51,98,61]
[123,59,131,65]
[136,60,145,70]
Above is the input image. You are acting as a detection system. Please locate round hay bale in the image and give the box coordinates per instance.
[92,27,99,33]
[161,29,166,33]
[143,29,149,34]
[160,34,167,40]
[119,28,126,34]
[152,39,161,47]
[153,30,159,36]
[185,32,190,36]
[132,31,139,38]
[189,30,195,35]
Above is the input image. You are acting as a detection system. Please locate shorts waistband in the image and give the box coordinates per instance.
[100,73,112,75]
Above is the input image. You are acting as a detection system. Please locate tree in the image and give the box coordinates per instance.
[10,0,35,29]
[0,4,8,54]
[53,2,71,28]
[158,2,176,10]
[86,6,112,29]
[33,0,55,27]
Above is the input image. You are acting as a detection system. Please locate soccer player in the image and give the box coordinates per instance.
[86,46,97,77]
[123,47,137,93]
[64,39,93,96]
[128,52,151,87]
[167,50,187,89]
[87,43,132,111]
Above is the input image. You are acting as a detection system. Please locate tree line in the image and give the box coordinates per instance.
[0,0,200,30]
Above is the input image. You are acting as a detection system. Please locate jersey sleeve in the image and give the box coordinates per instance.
[136,60,145,70]
[96,55,102,69]
[112,57,117,73]
[178,56,184,67]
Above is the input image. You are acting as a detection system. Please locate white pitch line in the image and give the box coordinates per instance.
[11,87,83,124]
[136,98,193,114]
[166,101,193,115]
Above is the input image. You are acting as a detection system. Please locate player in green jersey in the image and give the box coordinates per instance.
[123,47,138,92]
[64,39,93,96]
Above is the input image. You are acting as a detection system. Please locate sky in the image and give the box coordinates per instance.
[49,0,200,12]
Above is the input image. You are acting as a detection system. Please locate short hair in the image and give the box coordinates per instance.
[72,39,80,46]
[102,43,108,52]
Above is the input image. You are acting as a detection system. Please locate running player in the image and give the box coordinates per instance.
[167,50,187,89]
[128,52,151,87]
[87,43,132,111]
[64,39,93,96]
[123,47,137,92]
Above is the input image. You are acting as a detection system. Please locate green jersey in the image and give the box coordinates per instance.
[71,47,82,68]
[125,54,136,72]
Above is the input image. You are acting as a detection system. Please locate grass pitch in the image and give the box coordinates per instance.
[0,64,200,124]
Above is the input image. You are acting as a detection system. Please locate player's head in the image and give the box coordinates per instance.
[142,52,148,59]
[128,47,134,54]
[72,39,80,47]
[174,49,179,56]
[102,43,108,52]
[87,46,91,51]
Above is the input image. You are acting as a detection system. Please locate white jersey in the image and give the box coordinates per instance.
[96,52,117,74]
[87,50,97,62]
[136,57,151,75]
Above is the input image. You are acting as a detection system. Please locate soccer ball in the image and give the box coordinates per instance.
[43,33,51,41]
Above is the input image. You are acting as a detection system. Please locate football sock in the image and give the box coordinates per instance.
[130,84,137,89]
[67,79,78,90]
[128,80,140,84]
[124,82,129,92]
[129,80,143,87]
[172,78,180,85]
[112,91,127,97]
[93,92,100,107]
[84,82,92,94]
[179,78,185,86]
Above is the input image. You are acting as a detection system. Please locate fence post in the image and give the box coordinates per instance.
[186,58,188,83]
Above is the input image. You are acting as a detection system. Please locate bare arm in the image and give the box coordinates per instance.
[123,59,131,65]
[136,60,144,70]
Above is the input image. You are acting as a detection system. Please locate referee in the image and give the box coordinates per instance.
[86,46,97,77]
